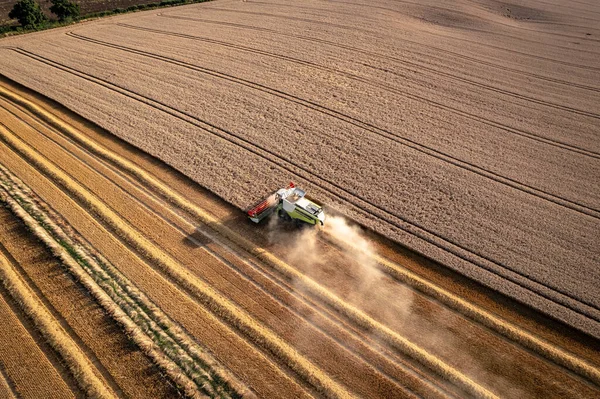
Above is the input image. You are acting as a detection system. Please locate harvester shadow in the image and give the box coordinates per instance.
[182,227,213,248]
[203,211,308,252]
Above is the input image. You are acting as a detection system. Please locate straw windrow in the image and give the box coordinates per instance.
[0,165,251,399]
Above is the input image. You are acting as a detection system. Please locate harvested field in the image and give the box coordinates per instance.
[0,0,599,397]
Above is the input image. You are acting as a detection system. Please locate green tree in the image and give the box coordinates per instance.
[8,0,47,28]
[49,0,80,21]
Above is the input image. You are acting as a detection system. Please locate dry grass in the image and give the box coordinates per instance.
[0,165,252,398]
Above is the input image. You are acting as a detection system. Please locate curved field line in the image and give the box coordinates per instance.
[244,0,600,54]
[126,20,600,94]
[527,0,600,11]
[0,85,498,399]
[416,27,600,63]
[168,4,600,51]
[190,0,600,74]
[1,99,447,399]
[118,19,600,95]
[153,15,600,158]
[0,122,358,399]
[191,4,600,36]
[200,5,600,52]
[344,0,600,39]
[66,31,600,220]
[158,12,600,72]
[1,83,598,388]
[461,0,600,16]
[113,25,600,159]
[0,219,115,399]
[13,48,600,323]
[455,0,600,23]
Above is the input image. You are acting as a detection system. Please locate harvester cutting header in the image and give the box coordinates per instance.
[247,183,325,226]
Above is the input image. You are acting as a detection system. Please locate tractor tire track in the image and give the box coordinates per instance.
[0,361,17,399]
[127,18,600,94]
[201,5,600,52]
[168,5,600,53]
[346,0,600,38]
[159,12,600,71]
[84,27,600,128]
[195,4,600,36]
[65,32,600,219]
[154,15,600,157]
[246,0,600,55]
[1,99,448,399]
[13,48,600,328]
[0,278,76,399]
[460,0,600,21]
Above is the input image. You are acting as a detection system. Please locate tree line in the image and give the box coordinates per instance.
[9,0,80,28]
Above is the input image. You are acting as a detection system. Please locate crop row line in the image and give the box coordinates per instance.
[0,82,498,399]
[0,163,251,399]
[246,0,600,56]
[1,97,447,399]
[196,2,600,91]
[2,80,598,388]
[67,30,600,220]
[15,47,600,324]
[159,11,600,70]
[0,114,358,398]
[200,4,600,54]
[152,15,600,158]
[0,182,115,399]
[0,361,16,399]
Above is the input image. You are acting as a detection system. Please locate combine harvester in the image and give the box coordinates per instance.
[247,183,325,226]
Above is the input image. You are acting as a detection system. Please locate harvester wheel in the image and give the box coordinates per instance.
[278,209,292,222]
